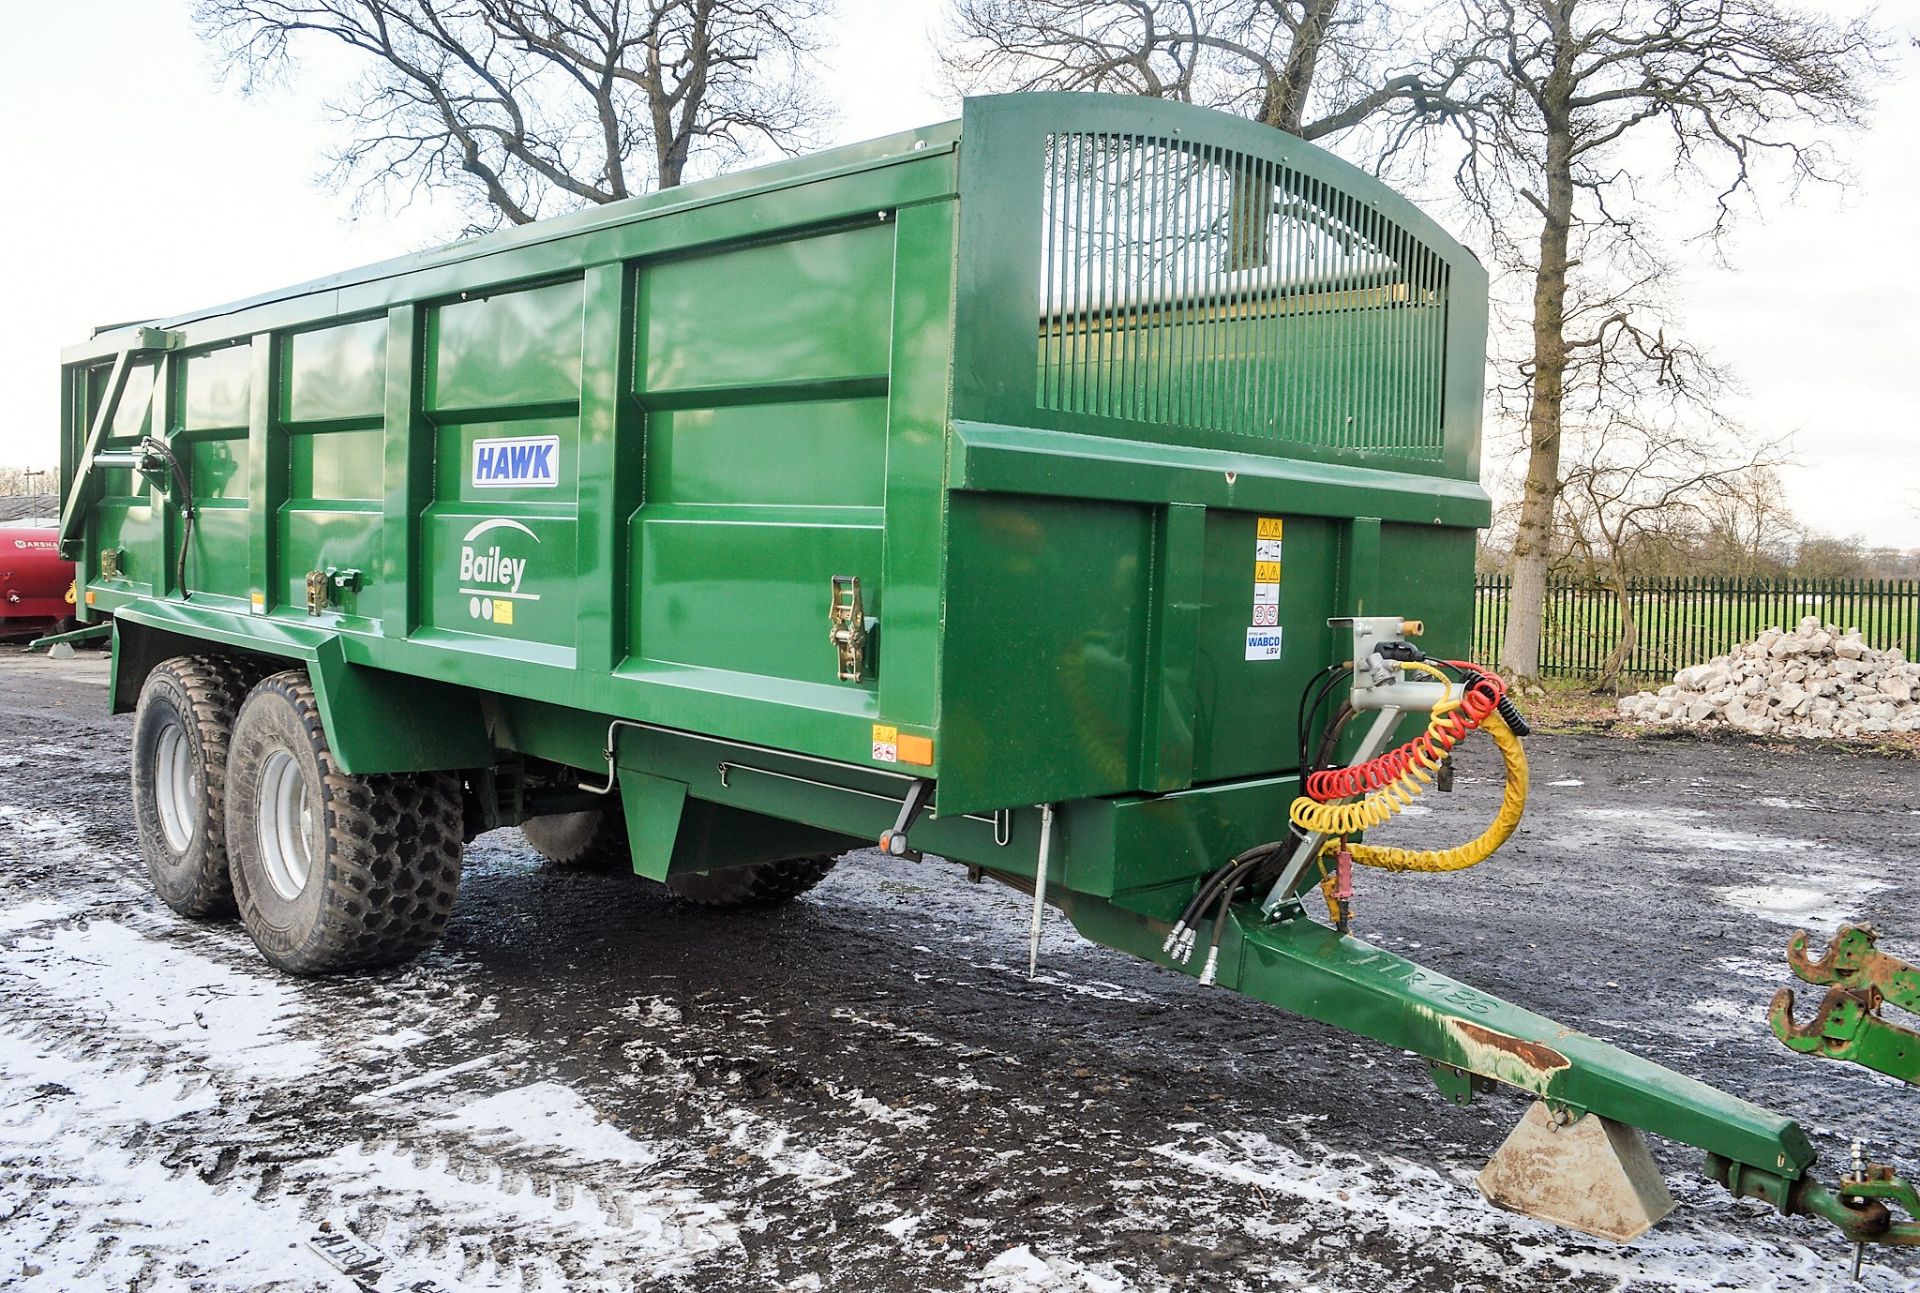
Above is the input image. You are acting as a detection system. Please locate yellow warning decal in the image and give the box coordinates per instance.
[1254,561,1282,583]
[494,599,514,626]
[1256,517,1284,540]
[872,724,900,763]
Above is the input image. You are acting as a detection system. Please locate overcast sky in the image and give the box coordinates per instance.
[1,0,1913,547]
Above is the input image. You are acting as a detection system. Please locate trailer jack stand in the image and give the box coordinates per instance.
[1478,1102,1676,1242]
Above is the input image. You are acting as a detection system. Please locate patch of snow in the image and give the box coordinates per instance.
[618,995,684,1027]
[318,1139,735,1270]
[9,920,321,1080]
[438,1082,663,1166]
[0,898,78,936]
[976,1244,1131,1292]
[835,1086,933,1131]
[1547,778,1585,787]
[719,1109,852,1186]
[1716,882,1885,930]
[352,1052,508,1104]
[0,1032,341,1290]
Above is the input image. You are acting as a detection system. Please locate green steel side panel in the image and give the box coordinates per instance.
[178,503,250,602]
[179,343,251,431]
[186,434,248,499]
[422,511,577,652]
[1188,511,1341,782]
[647,400,887,507]
[428,278,584,413]
[290,428,384,500]
[625,218,899,699]
[633,514,880,683]
[284,318,388,424]
[638,222,896,394]
[938,492,1152,815]
[277,507,384,626]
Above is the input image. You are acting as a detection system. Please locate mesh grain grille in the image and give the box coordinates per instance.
[1037,132,1450,458]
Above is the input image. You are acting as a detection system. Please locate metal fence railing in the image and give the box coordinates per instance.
[1473,575,1920,682]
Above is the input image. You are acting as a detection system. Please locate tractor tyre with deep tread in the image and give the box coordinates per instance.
[130,653,269,919]
[226,669,464,975]
[666,855,840,909]
[521,805,631,872]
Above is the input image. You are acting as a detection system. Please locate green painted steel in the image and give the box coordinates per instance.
[59,92,1861,1225]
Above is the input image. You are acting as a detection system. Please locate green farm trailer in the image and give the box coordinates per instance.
[54,93,1916,1257]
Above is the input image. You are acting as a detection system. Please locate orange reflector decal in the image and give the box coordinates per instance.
[897,734,934,766]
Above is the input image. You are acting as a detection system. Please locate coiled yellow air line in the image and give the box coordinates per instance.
[1341,711,1527,872]
[1287,662,1529,875]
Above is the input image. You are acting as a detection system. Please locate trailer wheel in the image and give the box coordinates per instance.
[522,805,631,872]
[667,855,840,909]
[227,670,463,974]
[130,655,263,918]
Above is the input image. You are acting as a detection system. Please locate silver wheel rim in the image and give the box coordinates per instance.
[256,750,316,901]
[153,720,197,854]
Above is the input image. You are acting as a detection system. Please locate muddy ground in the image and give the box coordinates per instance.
[0,648,1915,1292]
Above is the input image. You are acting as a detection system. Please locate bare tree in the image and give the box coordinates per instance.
[941,0,1432,140]
[1693,465,1798,577]
[1377,0,1881,683]
[1560,409,1786,693]
[195,0,833,231]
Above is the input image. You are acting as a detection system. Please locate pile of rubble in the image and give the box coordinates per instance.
[1616,616,1920,738]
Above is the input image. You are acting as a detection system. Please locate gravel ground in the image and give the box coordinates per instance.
[1,647,1915,1292]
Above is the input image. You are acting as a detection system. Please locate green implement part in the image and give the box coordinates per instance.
[27,622,110,652]
[1772,924,1920,1085]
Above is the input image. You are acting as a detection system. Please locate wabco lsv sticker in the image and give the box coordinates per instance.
[458,517,540,626]
[1246,517,1284,657]
[472,435,559,488]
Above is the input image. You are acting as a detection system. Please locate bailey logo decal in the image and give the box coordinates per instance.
[458,517,540,625]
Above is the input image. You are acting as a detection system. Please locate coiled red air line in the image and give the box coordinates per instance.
[1304,667,1506,802]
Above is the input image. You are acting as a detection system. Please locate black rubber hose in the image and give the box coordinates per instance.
[142,436,195,597]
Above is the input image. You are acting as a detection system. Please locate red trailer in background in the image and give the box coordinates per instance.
[0,518,75,637]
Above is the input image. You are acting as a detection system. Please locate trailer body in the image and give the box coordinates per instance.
[61,94,1899,1249]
